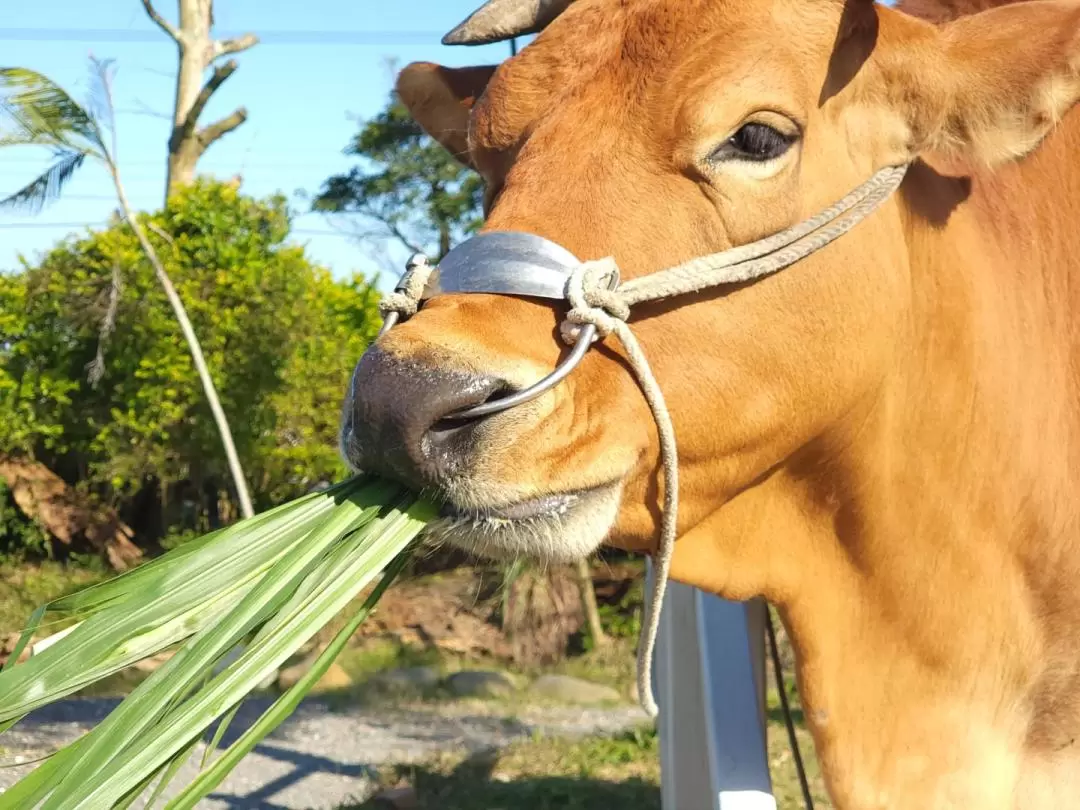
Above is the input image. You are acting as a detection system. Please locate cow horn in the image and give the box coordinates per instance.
[442,0,575,46]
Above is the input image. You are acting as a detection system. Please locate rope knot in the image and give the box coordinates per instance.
[562,257,629,343]
[379,253,434,319]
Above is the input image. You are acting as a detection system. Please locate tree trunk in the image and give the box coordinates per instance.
[0,456,143,570]
[110,165,255,520]
[503,565,585,666]
[438,220,452,262]
[142,0,257,203]
[576,558,607,648]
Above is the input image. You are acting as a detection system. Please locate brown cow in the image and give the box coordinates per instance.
[342,0,1080,806]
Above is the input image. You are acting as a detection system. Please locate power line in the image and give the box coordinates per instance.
[0,220,359,238]
[0,221,94,229]
[0,162,342,172]
[0,29,446,45]
[0,159,343,170]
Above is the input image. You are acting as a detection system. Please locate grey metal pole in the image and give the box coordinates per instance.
[650,562,776,809]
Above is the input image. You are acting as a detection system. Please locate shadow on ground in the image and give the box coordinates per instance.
[350,748,660,810]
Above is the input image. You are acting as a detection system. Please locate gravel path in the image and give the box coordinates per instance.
[0,697,650,809]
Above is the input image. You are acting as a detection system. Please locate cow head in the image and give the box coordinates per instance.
[342,0,1080,588]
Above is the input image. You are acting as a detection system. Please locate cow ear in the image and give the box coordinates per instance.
[396,62,498,170]
[874,1,1080,166]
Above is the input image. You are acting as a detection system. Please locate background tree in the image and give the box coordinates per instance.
[311,92,483,263]
[0,61,256,519]
[140,0,258,201]
[1,179,381,558]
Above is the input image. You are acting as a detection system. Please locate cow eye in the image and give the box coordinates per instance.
[711,122,797,163]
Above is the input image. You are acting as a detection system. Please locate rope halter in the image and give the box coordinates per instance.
[375,163,910,718]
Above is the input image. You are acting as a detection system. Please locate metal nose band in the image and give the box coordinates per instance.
[377,231,611,420]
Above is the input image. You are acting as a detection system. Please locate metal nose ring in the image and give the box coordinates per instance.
[375,232,610,421]
[440,323,596,420]
[380,308,598,421]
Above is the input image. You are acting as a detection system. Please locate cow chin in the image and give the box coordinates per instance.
[424,481,624,563]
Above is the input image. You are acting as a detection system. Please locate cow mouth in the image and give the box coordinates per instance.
[426,482,624,563]
[438,491,582,522]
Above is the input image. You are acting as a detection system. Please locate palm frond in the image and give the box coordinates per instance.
[0,67,107,156]
[87,57,118,154]
[0,150,86,213]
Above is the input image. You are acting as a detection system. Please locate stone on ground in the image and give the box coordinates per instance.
[370,666,441,693]
[445,669,518,698]
[527,674,623,704]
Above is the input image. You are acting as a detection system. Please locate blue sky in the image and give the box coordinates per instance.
[0,0,515,292]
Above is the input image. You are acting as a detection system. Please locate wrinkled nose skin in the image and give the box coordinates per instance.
[343,345,507,488]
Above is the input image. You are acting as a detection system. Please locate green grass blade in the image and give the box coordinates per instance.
[25,482,347,622]
[164,545,416,810]
[142,733,202,810]
[0,475,437,809]
[114,763,171,810]
[49,484,340,616]
[0,732,89,808]
[47,479,358,615]
[50,495,433,809]
[200,703,240,770]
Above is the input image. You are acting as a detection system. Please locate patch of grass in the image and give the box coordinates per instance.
[0,562,108,637]
[345,686,832,810]
[595,576,644,641]
[353,727,661,810]
[336,638,445,683]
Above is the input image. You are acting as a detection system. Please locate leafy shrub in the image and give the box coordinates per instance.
[1,179,382,554]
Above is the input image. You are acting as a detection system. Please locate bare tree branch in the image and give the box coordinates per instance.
[322,210,426,256]
[196,107,247,149]
[87,258,123,388]
[107,161,255,519]
[146,221,177,247]
[141,0,182,43]
[171,59,236,151]
[212,33,259,60]
[119,99,171,121]
[381,218,425,256]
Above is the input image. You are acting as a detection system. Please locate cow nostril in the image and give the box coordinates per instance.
[426,419,476,452]
[424,382,520,462]
[428,381,515,435]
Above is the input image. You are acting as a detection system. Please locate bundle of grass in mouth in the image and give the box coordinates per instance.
[0,474,435,809]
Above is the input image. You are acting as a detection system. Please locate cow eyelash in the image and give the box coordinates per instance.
[710,122,799,164]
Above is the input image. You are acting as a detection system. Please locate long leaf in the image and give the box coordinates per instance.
[0,475,436,808]
[48,496,432,809]
[165,545,417,810]
[44,479,355,616]
[35,489,403,809]
[0,150,86,213]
